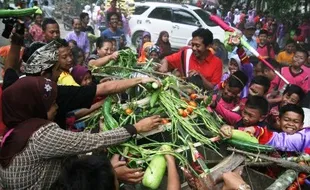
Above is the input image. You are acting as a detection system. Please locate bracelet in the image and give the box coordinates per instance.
[237,183,251,190]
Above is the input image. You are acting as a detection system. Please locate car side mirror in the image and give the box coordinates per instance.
[195,21,202,27]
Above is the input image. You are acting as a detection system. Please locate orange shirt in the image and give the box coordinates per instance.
[166,49,223,85]
[0,45,24,60]
[276,51,294,65]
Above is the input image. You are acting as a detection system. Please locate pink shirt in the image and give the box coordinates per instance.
[257,44,275,59]
[302,65,310,89]
[279,67,309,93]
[268,75,281,93]
[29,24,44,42]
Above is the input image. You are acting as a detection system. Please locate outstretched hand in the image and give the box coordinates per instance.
[134,115,162,133]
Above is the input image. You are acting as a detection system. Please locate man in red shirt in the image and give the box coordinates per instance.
[158,28,223,90]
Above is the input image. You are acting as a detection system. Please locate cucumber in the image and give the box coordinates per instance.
[231,130,259,143]
[0,8,37,18]
[103,97,119,130]
[226,139,275,153]
[142,155,167,189]
[150,90,160,108]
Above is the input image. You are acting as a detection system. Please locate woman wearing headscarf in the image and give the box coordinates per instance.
[147,45,161,63]
[155,31,172,59]
[138,42,153,64]
[137,31,151,56]
[0,77,161,189]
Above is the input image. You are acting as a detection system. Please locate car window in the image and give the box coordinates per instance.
[172,9,199,26]
[133,5,150,15]
[148,7,172,21]
[193,9,217,26]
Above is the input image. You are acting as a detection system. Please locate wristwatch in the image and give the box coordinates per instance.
[237,183,251,190]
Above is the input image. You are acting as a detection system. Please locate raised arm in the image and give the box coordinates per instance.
[95,77,158,96]
[35,116,162,159]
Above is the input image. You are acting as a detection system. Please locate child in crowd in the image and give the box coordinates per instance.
[56,39,80,86]
[254,22,262,38]
[119,34,129,50]
[68,40,78,49]
[218,46,253,98]
[293,28,306,44]
[267,31,280,55]
[278,47,309,93]
[213,95,269,128]
[110,38,117,52]
[220,104,309,153]
[155,31,172,59]
[88,37,118,68]
[147,45,161,63]
[257,29,275,59]
[138,42,153,64]
[72,47,85,66]
[137,31,151,56]
[277,39,296,66]
[71,65,92,86]
[232,75,271,113]
[267,84,305,132]
[211,71,248,112]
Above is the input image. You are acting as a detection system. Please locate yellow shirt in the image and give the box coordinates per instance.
[277,51,294,65]
[57,72,79,86]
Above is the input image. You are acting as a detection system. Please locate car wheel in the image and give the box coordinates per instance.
[132,31,143,47]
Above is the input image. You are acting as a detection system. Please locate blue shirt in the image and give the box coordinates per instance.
[101,28,125,50]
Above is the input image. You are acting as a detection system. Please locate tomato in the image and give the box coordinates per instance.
[181,97,189,103]
[298,177,305,185]
[190,93,198,100]
[186,107,194,114]
[182,110,189,117]
[125,108,133,115]
[299,173,307,178]
[188,101,197,107]
[178,109,184,116]
[161,118,169,124]
[287,183,298,190]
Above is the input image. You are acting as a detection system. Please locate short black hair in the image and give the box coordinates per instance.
[50,155,116,190]
[192,28,213,46]
[245,96,269,115]
[226,70,248,90]
[260,58,281,72]
[68,39,77,46]
[43,0,48,6]
[250,76,271,94]
[42,18,58,31]
[33,1,38,6]
[56,38,69,48]
[22,42,46,63]
[80,12,89,20]
[96,37,112,48]
[286,38,296,46]
[72,47,85,65]
[295,46,309,58]
[279,104,304,122]
[71,18,80,25]
[33,13,42,19]
[107,12,120,21]
[259,29,269,36]
[283,84,305,103]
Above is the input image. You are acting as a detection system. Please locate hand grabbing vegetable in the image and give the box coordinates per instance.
[109,51,119,61]
[111,154,144,184]
[243,127,256,136]
[220,125,233,139]
[134,115,162,133]
[139,77,160,85]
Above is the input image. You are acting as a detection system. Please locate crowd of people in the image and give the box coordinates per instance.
[0,0,310,189]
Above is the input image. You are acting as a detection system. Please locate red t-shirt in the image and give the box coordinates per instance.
[165,49,223,85]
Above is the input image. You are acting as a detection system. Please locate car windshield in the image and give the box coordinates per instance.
[193,9,217,27]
